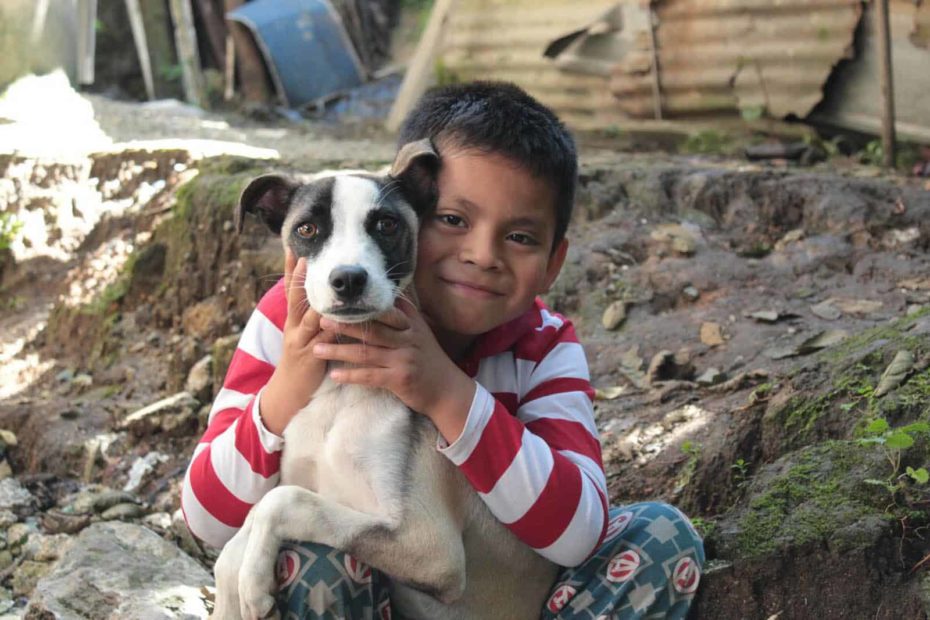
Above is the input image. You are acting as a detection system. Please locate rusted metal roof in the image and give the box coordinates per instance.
[605,0,863,119]
[439,0,627,130]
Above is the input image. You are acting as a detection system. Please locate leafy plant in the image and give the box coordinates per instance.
[858,418,930,498]
[0,212,22,251]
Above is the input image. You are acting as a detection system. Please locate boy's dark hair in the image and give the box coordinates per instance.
[397,81,577,247]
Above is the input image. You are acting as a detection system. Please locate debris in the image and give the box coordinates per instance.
[647,350,695,384]
[121,392,200,437]
[124,452,170,492]
[874,350,915,397]
[651,224,698,256]
[709,369,770,393]
[682,285,700,301]
[696,368,726,386]
[700,322,725,347]
[830,298,883,316]
[748,309,799,323]
[765,330,849,359]
[774,229,805,251]
[811,300,842,320]
[619,346,648,389]
[602,301,628,330]
[595,386,628,401]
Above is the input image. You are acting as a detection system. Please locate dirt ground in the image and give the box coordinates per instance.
[2,75,930,618]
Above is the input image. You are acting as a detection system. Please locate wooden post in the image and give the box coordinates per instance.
[875,0,896,168]
[169,0,206,107]
[385,0,459,133]
[124,0,155,100]
[76,0,98,85]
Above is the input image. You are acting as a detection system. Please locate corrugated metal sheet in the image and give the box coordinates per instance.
[439,0,627,130]
[812,0,930,142]
[607,0,862,119]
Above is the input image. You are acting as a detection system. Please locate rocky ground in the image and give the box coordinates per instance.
[1,74,930,618]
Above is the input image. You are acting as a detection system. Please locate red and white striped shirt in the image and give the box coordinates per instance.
[182,279,608,566]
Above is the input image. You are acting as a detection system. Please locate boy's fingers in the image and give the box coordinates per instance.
[315,343,389,367]
[329,367,386,388]
[285,257,309,329]
[377,307,411,331]
[320,319,404,348]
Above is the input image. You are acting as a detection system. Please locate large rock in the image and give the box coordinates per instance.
[27,521,212,619]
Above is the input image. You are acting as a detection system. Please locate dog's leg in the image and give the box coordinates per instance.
[238,484,466,620]
[212,518,253,620]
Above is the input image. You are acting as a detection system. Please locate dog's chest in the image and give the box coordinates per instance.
[280,379,411,516]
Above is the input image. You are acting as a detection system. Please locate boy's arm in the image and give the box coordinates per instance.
[438,320,608,567]
[181,279,288,548]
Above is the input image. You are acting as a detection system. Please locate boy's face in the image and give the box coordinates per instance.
[414,149,567,343]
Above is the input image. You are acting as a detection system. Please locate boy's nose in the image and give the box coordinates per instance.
[460,235,501,270]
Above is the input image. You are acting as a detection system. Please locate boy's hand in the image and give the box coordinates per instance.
[260,249,335,435]
[313,301,476,444]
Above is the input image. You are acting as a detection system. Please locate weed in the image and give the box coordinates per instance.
[858,418,930,502]
[0,212,22,251]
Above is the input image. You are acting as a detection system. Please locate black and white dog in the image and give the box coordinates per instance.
[212,140,558,620]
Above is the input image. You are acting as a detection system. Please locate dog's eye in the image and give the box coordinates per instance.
[376,217,398,235]
[296,223,318,239]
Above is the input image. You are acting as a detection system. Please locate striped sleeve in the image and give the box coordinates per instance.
[440,312,608,567]
[180,279,288,548]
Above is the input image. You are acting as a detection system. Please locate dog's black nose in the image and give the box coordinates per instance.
[329,266,368,301]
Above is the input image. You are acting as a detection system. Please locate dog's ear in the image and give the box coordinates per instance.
[236,174,299,235]
[390,139,440,215]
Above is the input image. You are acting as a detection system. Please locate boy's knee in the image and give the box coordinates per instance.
[604,502,705,563]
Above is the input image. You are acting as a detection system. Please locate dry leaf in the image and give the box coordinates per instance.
[602,301,627,330]
[874,350,914,397]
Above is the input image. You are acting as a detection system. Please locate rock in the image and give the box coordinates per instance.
[700,322,725,347]
[0,430,17,450]
[682,285,700,301]
[120,392,200,438]
[0,479,34,515]
[184,355,213,403]
[23,533,72,562]
[27,521,213,619]
[601,301,627,330]
[810,300,842,320]
[211,334,241,395]
[101,503,147,521]
[12,559,53,597]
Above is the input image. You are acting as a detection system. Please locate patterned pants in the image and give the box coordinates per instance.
[274,502,704,619]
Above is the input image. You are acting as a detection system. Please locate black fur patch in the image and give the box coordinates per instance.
[286,178,335,260]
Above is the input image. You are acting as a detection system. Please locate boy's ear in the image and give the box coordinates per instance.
[390,138,440,215]
[540,238,569,294]
[236,174,299,235]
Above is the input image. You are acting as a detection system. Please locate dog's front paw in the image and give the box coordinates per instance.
[238,567,280,620]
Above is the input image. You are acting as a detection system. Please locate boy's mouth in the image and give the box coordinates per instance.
[440,277,502,297]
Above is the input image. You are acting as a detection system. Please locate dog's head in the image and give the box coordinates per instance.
[236,139,439,323]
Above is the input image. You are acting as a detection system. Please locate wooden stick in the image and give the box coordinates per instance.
[224,33,236,101]
[647,3,663,121]
[76,0,98,85]
[385,0,459,132]
[124,0,155,100]
[224,0,273,104]
[875,0,896,168]
[169,0,206,107]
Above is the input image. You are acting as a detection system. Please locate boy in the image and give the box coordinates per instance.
[182,82,704,619]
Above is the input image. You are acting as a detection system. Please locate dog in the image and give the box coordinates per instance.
[211,139,558,620]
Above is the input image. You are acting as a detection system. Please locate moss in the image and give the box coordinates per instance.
[734,441,888,557]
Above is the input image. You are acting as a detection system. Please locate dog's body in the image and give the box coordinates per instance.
[212,142,557,620]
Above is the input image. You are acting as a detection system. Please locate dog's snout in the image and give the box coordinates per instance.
[329,266,368,301]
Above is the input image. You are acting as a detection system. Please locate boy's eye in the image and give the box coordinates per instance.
[507,232,537,246]
[296,223,318,239]
[437,214,464,227]
[376,216,398,235]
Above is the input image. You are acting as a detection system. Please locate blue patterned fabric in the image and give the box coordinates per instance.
[275,502,704,619]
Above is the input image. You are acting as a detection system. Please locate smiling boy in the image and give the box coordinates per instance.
[183,82,704,618]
